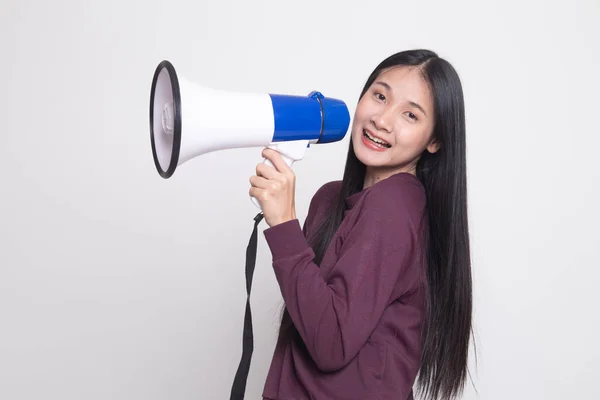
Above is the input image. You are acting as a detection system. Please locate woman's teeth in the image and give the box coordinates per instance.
[363,130,391,148]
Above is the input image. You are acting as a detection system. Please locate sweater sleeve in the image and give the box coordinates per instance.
[263,187,422,372]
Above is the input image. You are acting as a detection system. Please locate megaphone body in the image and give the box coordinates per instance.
[149,60,350,208]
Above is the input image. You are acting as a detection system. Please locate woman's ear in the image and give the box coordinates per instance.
[426,139,440,154]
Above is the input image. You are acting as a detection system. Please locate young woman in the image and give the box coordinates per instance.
[249,49,472,400]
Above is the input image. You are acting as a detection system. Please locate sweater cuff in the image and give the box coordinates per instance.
[263,219,310,260]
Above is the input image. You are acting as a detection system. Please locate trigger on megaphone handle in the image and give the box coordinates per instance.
[263,144,297,169]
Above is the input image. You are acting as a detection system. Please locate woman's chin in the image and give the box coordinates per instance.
[354,146,387,167]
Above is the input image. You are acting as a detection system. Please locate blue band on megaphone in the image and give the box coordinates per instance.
[319,96,351,144]
[269,92,350,144]
[269,94,322,142]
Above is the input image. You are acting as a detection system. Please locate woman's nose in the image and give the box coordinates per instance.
[371,110,393,133]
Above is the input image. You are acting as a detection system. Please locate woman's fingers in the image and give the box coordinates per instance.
[262,148,291,174]
[255,161,279,180]
[249,174,270,189]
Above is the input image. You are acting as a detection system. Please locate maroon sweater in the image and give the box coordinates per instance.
[261,172,429,400]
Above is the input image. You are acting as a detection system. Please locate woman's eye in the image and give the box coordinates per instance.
[375,93,385,101]
[406,112,418,121]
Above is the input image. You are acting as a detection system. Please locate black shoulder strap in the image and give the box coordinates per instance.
[229,212,264,400]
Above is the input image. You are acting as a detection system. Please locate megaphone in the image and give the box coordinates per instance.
[149,60,350,209]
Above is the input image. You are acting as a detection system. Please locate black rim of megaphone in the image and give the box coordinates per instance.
[149,60,181,179]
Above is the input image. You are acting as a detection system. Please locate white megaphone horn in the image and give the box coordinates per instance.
[149,60,350,209]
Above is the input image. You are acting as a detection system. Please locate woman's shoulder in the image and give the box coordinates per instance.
[360,173,427,218]
[312,180,343,203]
[307,180,342,214]
[303,180,342,227]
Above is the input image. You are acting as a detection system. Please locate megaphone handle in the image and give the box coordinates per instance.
[250,155,296,210]
[250,140,308,210]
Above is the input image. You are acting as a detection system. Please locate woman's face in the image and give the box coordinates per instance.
[351,66,439,184]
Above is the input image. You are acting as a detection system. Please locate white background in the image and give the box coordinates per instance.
[1,0,599,399]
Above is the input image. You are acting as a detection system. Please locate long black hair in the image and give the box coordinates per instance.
[279,49,473,400]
